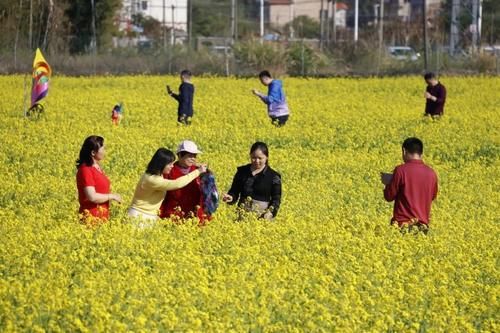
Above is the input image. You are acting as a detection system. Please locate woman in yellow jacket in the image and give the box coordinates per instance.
[128,148,207,223]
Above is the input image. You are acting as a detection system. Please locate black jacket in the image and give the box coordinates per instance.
[170,82,194,117]
[227,164,282,217]
[425,82,446,115]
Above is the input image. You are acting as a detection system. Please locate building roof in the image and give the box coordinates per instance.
[336,2,348,11]
[267,0,348,9]
[268,0,292,5]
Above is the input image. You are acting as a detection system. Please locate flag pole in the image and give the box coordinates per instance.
[23,73,29,117]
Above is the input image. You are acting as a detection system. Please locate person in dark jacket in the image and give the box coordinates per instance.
[167,69,195,125]
[223,142,282,220]
[424,72,446,117]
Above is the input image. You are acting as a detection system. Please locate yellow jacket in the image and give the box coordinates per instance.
[130,170,200,216]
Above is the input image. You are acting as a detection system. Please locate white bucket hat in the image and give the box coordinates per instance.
[177,140,202,154]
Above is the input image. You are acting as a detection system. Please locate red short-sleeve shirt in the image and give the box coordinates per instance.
[76,164,111,219]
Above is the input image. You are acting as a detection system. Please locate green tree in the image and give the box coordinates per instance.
[284,16,320,39]
[65,0,121,54]
[441,0,500,48]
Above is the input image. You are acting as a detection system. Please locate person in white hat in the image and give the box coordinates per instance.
[159,140,209,222]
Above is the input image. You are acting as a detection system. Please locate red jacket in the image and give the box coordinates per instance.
[159,163,207,221]
[384,159,438,225]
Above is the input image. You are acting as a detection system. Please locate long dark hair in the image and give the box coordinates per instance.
[146,148,176,175]
[76,135,104,168]
[250,141,269,164]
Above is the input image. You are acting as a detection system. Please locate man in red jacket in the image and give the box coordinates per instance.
[381,137,438,231]
[159,140,208,222]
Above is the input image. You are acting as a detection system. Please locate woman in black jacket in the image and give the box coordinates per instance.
[223,142,282,219]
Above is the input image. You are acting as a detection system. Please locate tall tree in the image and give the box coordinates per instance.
[65,0,121,54]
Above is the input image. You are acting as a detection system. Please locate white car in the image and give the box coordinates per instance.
[388,46,420,61]
[483,45,500,55]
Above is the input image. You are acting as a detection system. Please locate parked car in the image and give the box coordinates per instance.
[483,45,500,56]
[210,45,232,55]
[387,46,420,61]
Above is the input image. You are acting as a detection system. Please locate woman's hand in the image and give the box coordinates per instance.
[197,163,208,173]
[110,193,122,204]
[222,193,233,203]
[262,211,274,220]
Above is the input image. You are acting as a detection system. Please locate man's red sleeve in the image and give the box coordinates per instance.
[384,167,401,202]
[432,173,438,200]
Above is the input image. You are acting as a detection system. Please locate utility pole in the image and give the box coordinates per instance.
[231,0,236,43]
[326,0,331,47]
[235,1,238,42]
[289,1,295,39]
[171,4,175,46]
[260,0,264,41]
[162,0,166,49]
[332,0,336,43]
[354,0,359,43]
[187,0,192,48]
[449,0,459,55]
[472,0,478,53]
[320,0,324,51]
[90,0,97,73]
[378,0,384,54]
[478,0,482,47]
[423,0,429,71]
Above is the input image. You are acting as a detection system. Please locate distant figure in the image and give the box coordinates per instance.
[128,148,207,225]
[252,70,290,127]
[381,137,438,231]
[76,136,122,224]
[223,142,282,220]
[111,103,123,125]
[424,72,446,117]
[167,69,194,125]
[159,140,210,222]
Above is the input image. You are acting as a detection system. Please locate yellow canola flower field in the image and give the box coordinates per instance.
[0,75,498,332]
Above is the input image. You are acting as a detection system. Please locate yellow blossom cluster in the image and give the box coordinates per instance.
[0,75,498,332]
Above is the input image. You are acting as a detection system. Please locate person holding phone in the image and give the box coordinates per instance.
[381,137,438,231]
[166,69,195,125]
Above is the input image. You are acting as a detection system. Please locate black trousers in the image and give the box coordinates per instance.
[178,114,192,125]
[270,115,289,127]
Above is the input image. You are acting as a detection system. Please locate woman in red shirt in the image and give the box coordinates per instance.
[76,136,122,223]
[159,140,208,222]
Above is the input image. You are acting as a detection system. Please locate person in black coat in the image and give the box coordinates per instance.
[167,69,195,125]
[223,142,282,220]
[424,72,446,117]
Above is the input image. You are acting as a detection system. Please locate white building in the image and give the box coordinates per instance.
[119,0,188,32]
[267,0,348,28]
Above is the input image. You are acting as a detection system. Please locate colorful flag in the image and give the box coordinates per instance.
[30,48,51,109]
